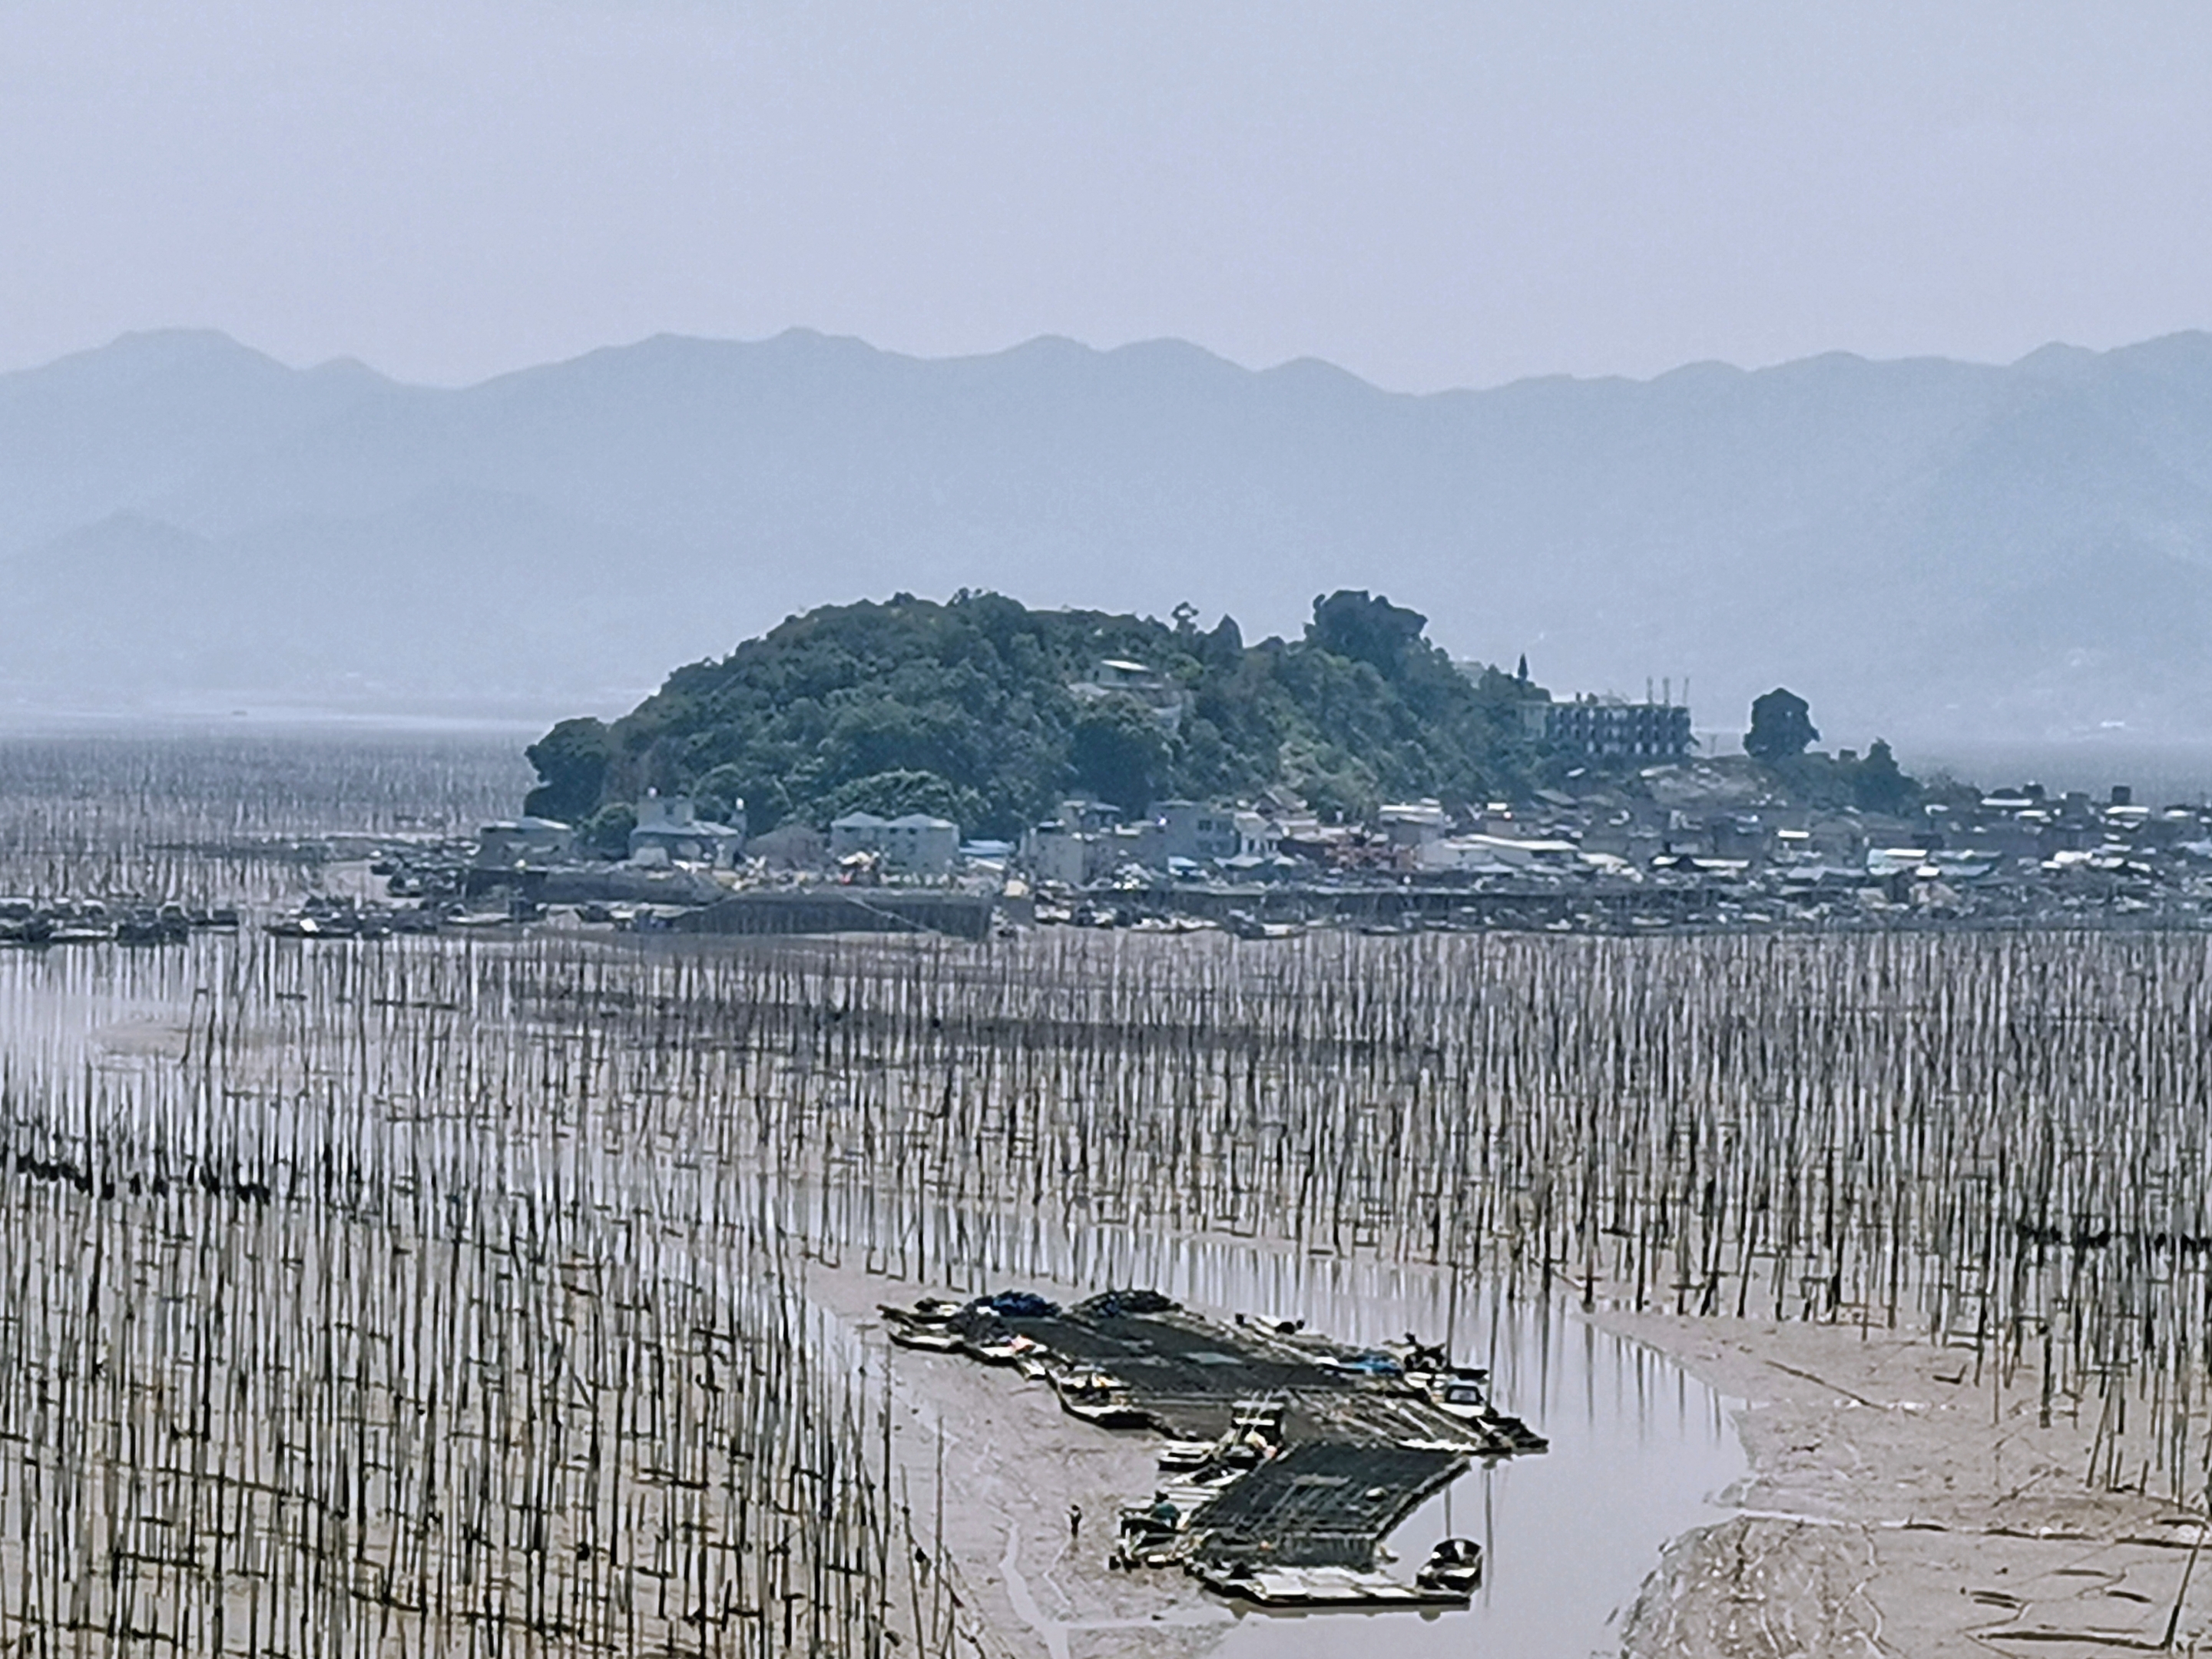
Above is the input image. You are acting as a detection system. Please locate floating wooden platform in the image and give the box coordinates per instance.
[882,1287,1542,1611]
[1194,1561,1472,1608]
[1186,1441,1465,1568]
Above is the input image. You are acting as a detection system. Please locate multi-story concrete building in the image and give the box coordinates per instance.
[628,793,747,867]
[1154,800,1241,863]
[829,811,961,876]
[1541,696,1694,760]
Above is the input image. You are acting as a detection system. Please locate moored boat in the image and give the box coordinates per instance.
[1414,1536,1482,1596]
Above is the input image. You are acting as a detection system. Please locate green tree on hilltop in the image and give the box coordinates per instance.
[522,717,612,822]
[1743,688,1819,764]
[817,768,985,828]
[1306,591,1429,677]
[1850,737,1916,815]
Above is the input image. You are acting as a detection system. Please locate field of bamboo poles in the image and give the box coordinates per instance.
[36,918,2185,1512]
[0,727,529,905]
[0,930,957,1658]
[11,730,2212,1651]
[449,924,2212,1508]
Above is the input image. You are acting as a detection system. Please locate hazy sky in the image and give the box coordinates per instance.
[5,2,2210,391]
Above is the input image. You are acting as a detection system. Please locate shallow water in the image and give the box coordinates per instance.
[1144,1249,1743,1658]
[836,1210,1750,1657]
[1213,1314,1743,1657]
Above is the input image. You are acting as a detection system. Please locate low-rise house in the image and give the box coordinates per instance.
[1418,833,1582,873]
[1095,821,1167,875]
[747,821,826,869]
[1056,798,1123,833]
[1023,821,1098,887]
[1414,838,1515,875]
[1154,800,1240,863]
[830,811,961,876]
[628,793,747,867]
[1233,810,1278,859]
[1709,813,1774,861]
[1378,800,1451,848]
[1580,810,1638,856]
[1065,658,1189,733]
[1273,820,1349,866]
[475,816,574,868]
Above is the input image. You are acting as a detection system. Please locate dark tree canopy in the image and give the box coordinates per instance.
[522,590,1548,837]
[1850,737,1916,815]
[522,717,612,822]
[581,802,636,857]
[1069,697,1173,817]
[1306,591,1429,677]
[1743,687,1820,763]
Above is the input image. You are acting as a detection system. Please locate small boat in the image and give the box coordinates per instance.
[1332,1349,1405,1380]
[1155,1439,1221,1472]
[1109,1497,1187,1569]
[1402,1363,1546,1449]
[879,1298,967,1352]
[1054,1369,1147,1428]
[1415,1537,1482,1596]
[962,1330,1031,1365]
[886,1323,963,1353]
[879,1297,966,1323]
[1419,1369,1492,1420]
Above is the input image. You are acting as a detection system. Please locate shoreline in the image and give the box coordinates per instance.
[808,1238,2212,1657]
[800,1249,1743,1659]
[800,1255,1234,1659]
[1591,1305,2210,1656]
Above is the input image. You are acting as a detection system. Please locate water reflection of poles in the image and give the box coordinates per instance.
[1482,1465,1496,1608]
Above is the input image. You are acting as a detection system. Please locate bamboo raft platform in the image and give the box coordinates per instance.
[882,1287,1538,1607]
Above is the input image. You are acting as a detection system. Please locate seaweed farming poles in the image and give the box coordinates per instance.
[0,729,529,909]
[31,915,2212,1568]
[462,926,2212,1509]
[0,942,952,1657]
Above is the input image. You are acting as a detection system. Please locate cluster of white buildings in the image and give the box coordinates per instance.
[478,790,969,880]
[826,811,962,876]
[1021,798,1296,886]
[1016,793,1637,888]
[628,793,747,868]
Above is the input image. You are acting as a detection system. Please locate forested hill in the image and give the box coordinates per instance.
[520,591,1544,840]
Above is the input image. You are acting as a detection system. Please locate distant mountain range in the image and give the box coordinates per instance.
[6,325,2212,745]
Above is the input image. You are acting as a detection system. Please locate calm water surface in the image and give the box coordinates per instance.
[862,1217,1750,1659]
